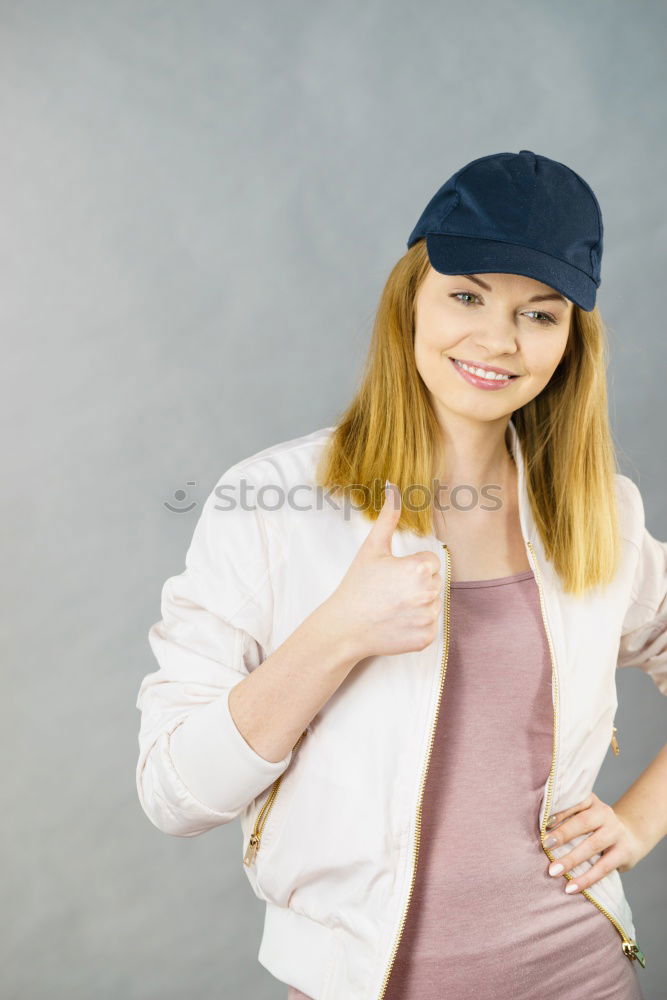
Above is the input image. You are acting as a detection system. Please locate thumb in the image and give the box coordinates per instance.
[364,480,402,555]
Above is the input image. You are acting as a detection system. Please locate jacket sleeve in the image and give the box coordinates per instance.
[616,477,667,696]
[135,462,294,838]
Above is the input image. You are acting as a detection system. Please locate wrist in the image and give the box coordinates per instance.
[316,595,368,668]
[613,801,654,865]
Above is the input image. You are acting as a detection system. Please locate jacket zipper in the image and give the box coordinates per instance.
[244,543,645,974]
[243,729,308,868]
[376,538,644,997]
[377,541,453,999]
[527,540,645,968]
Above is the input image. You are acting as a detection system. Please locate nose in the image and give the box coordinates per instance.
[470,316,520,359]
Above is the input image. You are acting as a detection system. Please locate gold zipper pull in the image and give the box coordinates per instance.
[243,732,307,871]
[610,726,620,756]
[622,940,646,967]
[243,833,260,867]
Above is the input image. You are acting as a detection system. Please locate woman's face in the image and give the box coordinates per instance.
[413,267,573,423]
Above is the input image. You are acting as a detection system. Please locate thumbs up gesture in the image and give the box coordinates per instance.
[328,482,444,662]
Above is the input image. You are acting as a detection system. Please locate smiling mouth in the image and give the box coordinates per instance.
[451,358,521,381]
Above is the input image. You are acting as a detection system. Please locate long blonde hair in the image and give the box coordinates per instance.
[315,238,622,595]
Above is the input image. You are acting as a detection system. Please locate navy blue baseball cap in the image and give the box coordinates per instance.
[406,149,603,311]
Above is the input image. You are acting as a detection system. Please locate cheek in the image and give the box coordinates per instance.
[414,331,447,378]
[524,339,567,378]
[414,336,443,391]
[414,320,456,357]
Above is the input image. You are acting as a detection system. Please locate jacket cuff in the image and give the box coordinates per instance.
[167,684,293,816]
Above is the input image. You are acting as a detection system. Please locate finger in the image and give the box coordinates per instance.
[560,845,623,894]
[545,794,595,828]
[418,550,443,575]
[543,804,608,850]
[364,482,402,555]
[414,587,441,607]
[546,829,611,881]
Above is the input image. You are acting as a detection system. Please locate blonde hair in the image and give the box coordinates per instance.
[315,238,622,595]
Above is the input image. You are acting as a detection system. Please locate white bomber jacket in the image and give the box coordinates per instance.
[136,418,667,999]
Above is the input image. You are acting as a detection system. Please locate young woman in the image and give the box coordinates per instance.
[136,151,667,1000]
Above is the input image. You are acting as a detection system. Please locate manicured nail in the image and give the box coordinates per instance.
[543,835,558,848]
[549,862,564,877]
[565,882,579,893]
[546,815,558,828]
[385,479,391,496]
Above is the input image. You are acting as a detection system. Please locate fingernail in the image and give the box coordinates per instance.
[546,815,558,828]
[543,835,558,848]
[565,882,579,894]
[385,479,391,496]
[549,862,564,876]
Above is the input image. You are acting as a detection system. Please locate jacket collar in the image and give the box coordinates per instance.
[507,416,537,546]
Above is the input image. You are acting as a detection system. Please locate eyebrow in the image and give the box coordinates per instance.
[461,274,570,307]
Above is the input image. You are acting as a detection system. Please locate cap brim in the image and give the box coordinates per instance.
[425,233,597,311]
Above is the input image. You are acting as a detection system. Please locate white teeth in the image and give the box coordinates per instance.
[454,359,511,381]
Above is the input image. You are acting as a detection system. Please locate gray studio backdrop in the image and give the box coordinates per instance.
[3,1,666,997]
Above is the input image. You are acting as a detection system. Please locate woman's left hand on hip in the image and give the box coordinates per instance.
[542,792,644,893]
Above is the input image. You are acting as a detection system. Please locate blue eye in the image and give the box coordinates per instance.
[451,292,556,325]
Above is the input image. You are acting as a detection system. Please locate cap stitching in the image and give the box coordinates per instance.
[435,190,460,227]
[552,160,603,272]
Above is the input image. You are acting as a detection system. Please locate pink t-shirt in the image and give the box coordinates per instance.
[286,570,644,1000]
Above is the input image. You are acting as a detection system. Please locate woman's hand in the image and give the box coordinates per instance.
[542,791,646,893]
[326,482,443,662]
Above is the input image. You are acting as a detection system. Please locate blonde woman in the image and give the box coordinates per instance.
[136,150,666,1000]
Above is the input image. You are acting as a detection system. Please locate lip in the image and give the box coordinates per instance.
[449,356,521,391]
[450,357,519,377]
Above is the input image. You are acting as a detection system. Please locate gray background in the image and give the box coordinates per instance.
[3,0,666,997]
